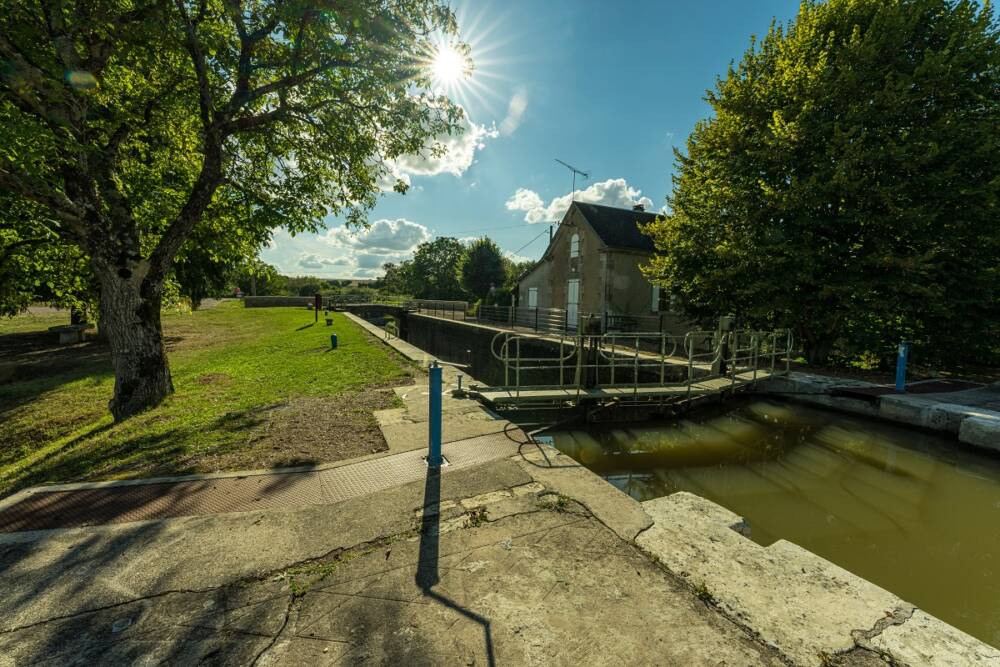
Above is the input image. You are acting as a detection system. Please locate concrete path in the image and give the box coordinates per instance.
[0,457,786,666]
[0,431,527,532]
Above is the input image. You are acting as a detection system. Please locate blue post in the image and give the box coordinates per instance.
[428,361,443,467]
[330,333,338,349]
[895,341,909,392]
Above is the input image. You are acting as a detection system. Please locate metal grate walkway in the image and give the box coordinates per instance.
[0,428,528,534]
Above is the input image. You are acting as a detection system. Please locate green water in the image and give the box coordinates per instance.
[547,400,1000,648]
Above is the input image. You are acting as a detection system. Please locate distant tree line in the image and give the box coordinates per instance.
[238,235,533,305]
[381,237,531,304]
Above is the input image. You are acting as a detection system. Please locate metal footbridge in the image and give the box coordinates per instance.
[469,329,794,412]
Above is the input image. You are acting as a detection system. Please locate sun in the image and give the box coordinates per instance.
[431,43,468,87]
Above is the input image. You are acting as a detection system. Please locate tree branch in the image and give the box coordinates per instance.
[0,34,75,131]
[0,236,53,269]
[173,0,214,129]
[0,168,84,231]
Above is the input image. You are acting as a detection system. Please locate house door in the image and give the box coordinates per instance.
[566,279,580,330]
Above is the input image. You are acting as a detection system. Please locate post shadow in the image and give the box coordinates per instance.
[415,464,496,667]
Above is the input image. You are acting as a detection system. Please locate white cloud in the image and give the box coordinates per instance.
[499,88,528,136]
[323,218,431,254]
[391,108,498,179]
[507,178,656,224]
[505,188,544,213]
[298,253,350,270]
[262,217,438,279]
[503,250,534,264]
[356,252,406,270]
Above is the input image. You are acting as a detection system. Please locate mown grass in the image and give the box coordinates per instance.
[0,302,414,497]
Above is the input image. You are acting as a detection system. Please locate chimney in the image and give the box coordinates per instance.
[632,204,645,212]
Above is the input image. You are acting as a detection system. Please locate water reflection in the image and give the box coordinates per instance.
[548,399,1000,648]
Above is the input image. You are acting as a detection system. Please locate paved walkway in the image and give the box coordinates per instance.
[0,430,527,533]
[0,455,786,666]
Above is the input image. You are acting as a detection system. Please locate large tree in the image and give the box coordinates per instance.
[380,260,415,296]
[457,236,505,302]
[410,236,465,300]
[1,0,465,419]
[643,0,1000,366]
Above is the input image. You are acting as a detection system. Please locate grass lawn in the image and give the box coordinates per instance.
[0,302,416,498]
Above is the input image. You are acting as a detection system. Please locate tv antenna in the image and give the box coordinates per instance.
[555,158,589,200]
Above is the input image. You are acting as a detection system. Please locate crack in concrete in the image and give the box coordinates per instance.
[632,521,654,542]
[249,594,294,666]
[846,604,915,664]
[0,585,224,636]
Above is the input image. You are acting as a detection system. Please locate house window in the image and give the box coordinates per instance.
[569,233,580,258]
[527,287,538,308]
[652,285,670,312]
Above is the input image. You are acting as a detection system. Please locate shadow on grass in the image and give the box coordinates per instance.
[0,332,112,414]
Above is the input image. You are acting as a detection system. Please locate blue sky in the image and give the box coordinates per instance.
[263,0,803,278]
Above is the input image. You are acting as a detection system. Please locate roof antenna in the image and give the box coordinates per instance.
[555,158,589,202]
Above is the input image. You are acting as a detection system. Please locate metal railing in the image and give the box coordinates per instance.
[487,328,794,405]
[475,305,580,333]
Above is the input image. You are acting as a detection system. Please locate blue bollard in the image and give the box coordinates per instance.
[427,362,442,467]
[330,333,338,349]
[895,341,909,392]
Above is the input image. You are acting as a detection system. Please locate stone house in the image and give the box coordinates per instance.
[515,201,689,333]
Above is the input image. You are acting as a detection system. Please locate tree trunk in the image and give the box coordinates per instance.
[99,270,174,421]
[803,334,834,365]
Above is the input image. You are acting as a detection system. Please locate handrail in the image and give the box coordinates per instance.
[482,327,796,406]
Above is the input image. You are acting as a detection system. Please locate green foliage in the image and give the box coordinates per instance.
[643,0,1000,367]
[234,260,286,296]
[458,237,506,301]
[380,261,415,296]
[409,237,468,300]
[499,258,534,306]
[1,0,467,415]
[0,196,95,317]
[282,275,329,296]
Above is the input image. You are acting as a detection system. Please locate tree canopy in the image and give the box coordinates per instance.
[1,0,467,418]
[643,0,1000,366]
[409,236,467,300]
[458,237,506,301]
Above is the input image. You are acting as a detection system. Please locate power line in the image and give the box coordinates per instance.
[510,228,550,257]
[439,222,536,235]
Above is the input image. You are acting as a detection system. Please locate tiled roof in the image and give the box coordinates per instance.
[574,202,659,252]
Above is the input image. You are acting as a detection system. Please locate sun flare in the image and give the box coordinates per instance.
[431,43,467,86]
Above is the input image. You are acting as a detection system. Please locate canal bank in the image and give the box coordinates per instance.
[763,372,1000,452]
[350,312,1000,664]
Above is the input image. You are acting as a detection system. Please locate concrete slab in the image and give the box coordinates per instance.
[516,446,652,542]
[871,609,1000,667]
[0,484,784,666]
[637,491,907,665]
[0,459,532,631]
[959,415,1000,451]
[636,491,1000,666]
